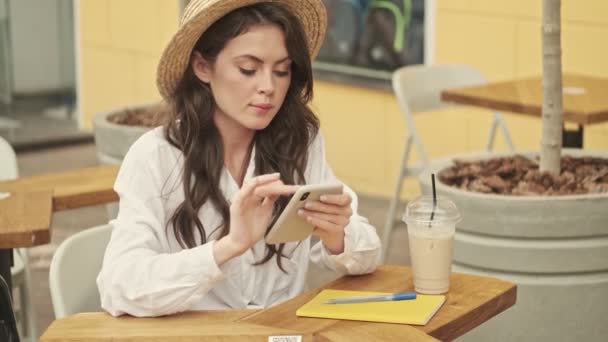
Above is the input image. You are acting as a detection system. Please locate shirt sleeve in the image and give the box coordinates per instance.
[306,132,382,275]
[96,135,225,317]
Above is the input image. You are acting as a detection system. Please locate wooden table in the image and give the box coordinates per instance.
[0,164,118,289]
[441,74,608,148]
[0,164,119,212]
[40,265,517,341]
[0,190,53,289]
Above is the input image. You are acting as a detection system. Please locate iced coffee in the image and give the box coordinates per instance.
[404,195,461,294]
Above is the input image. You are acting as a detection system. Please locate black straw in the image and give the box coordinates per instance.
[429,173,437,227]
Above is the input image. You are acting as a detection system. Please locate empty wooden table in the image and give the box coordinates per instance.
[0,164,118,289]
[0,190,53,289]
[40,265,517,341]
[0,164,119,212]
[441,74,608,148]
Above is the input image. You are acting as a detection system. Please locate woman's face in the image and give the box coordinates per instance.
[192,24,292,133]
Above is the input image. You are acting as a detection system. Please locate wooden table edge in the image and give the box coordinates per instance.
[426,282,517,341]
[441,90,608,125]
[317,322,441,342]
[39,310,289,341]
[0,189,53,248]
[52,189,119,211]
[0,230,51,249]
[0,165,120,212]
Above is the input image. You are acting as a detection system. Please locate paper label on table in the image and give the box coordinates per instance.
[0,192,10,201]
[268,336,302,342]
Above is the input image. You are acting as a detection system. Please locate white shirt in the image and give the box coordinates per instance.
[97,127,381,317]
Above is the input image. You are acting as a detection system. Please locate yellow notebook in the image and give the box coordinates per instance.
[296,289,445,325]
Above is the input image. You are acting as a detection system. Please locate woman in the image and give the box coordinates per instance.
[97,0,381,317]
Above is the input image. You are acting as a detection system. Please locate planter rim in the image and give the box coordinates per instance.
[93,103,164,132]
[421,149,608,201]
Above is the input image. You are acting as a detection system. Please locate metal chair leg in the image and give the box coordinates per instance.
[487,112,515,152]
[382,137,413,263]
[17,249,36,342]
[23,277,36,342]
[486,113,499,152]
[497,113,515,152]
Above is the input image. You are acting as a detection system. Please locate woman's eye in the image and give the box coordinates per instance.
[239,68,256,76]
[274,70,290,77]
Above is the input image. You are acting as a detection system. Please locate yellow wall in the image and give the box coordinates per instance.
[78,0,608,200]
[315,0,608,199]
[78,0,179,128]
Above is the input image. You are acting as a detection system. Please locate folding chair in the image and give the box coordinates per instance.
[382,64,515,262]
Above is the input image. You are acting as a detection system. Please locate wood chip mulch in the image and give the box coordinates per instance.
[439,155,608,196]
[107,103,170,127]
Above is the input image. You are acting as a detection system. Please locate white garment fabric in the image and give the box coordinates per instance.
[97,127,381,317]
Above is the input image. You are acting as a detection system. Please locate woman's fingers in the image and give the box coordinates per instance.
[319,193,352,207]
[298,209,350,227]
[233,174,298,213]
[303,200,352,216]
[300,195,350,255]
[254,182,299,198]
[305,214,344,234]
[234,173,281,204]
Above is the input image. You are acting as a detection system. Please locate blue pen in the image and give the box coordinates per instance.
[324,292,417,304]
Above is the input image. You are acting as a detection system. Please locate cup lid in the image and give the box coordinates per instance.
[403,195,462,226]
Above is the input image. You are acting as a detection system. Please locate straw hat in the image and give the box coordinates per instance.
[156,0,327,100]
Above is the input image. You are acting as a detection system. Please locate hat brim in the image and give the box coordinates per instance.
[156,0,327,100]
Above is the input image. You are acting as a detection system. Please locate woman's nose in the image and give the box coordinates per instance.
[257,71,275,95]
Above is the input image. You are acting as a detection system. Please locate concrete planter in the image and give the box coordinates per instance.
[419,149,608,342]
[93,105,158,218]
[93,107,156,165]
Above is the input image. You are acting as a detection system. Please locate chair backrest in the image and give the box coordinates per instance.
[0,135,18,180]
[392,64,486,114]
[49,224,113,319]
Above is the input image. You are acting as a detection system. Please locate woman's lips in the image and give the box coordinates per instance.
[252,103,273,110]
[251,104,274,114]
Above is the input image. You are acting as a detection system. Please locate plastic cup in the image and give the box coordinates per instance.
[404,195,461,294]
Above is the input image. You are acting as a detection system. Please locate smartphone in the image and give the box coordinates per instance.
[265,183,344,244]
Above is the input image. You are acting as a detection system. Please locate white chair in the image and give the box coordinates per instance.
[382,64,515,262]
[0,135,37,342]
[49,224,112,319]
[0,134,17,179]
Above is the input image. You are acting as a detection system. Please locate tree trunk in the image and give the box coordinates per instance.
[540,0,563,174]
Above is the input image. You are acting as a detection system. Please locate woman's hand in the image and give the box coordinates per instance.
[298,192,353,254]
[216,173,297,262]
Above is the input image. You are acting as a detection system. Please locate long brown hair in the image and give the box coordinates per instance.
[164,3,319,269]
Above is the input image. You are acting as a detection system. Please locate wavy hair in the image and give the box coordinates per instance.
[163,3,319,270]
